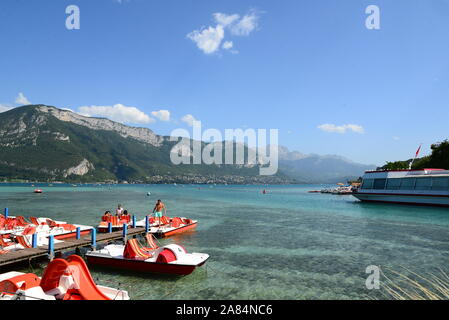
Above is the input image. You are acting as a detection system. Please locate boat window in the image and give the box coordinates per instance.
[373,179,387,190]
[399,178,415,190]
[361,179,374,189]
[415,177,432,190]
[431,177,449,191]
[386,179,402,190]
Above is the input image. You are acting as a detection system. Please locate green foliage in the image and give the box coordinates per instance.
[382,160,410,171]
[413,140,449,170]
[381,140,449,171]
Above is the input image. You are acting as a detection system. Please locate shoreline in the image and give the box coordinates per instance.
[0,181,321,186]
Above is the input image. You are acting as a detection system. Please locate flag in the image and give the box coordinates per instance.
[415,145,422,158]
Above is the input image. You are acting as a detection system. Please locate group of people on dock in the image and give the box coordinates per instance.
[103,204,130,219]
[103,200,166,225]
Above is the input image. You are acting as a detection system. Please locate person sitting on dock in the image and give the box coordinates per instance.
[116,204,124,217]
[121,210,131,223]
[152,200,166,228]
[102,210,112,222]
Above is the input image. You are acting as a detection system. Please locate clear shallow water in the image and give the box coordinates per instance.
[1,184,448,300]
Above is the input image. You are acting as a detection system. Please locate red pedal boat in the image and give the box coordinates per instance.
[86,235,209,276]
[97,215,131,233]
[0,255,129,300]
[136,216,198,238]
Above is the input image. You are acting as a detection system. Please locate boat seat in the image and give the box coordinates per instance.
[15,235,32,249]
[143,234,159,251]
[160,216,171,225]
[123,239,153,260]
[30,217,46,226]
[0,237,13,247]
[22,226,36,235]
[170,217,183,228]
[111,216,119,226]
[182,218,193,225]
[46,219,76,231]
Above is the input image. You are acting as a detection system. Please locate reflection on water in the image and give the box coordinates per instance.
[1,184,448,299]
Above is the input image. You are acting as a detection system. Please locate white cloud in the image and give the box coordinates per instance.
[188,10,260,54]
[230,11,259,36]
[317,124,365,134]
[181,114,199,127]
[15,92,31,105]
[78,104,155,124]
[151,109,170,122]
[187,25,225,54]
[222,41,233,50]
[213,13,240,27]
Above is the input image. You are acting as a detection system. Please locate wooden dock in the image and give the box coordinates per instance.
[0,227,147,269]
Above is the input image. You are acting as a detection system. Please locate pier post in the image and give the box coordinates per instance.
[76,227,81,240]
[48,235,54,260]
[4,208,8,218]
[145,216,149,233]
[108,222,112,233]
[91,228,97,249]
[122,223,127,241]
[132,215,136,228]
[32,233,38,248]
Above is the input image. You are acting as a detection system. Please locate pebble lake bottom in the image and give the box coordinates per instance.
[1,184,448,300]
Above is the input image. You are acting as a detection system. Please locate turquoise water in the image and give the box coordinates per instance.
[1,184,449,300]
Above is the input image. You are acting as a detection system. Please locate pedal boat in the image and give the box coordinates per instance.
[136,216,198,238]
[86,236,209,276]
[0,255,129,300]
[27,217,92,240]
[97,215,131,233]
[0,216,92,249]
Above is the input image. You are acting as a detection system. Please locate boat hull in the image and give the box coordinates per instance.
[54,229,91,240]
[154,222,197,238]
[86,255,207,276]
[353,192,449,207]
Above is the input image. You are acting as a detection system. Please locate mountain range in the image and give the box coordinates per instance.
[276,146,376,183]
[0,105,374,184]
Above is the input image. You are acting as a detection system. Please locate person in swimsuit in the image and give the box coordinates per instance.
[152,200,166,228]
[116,204,124,217]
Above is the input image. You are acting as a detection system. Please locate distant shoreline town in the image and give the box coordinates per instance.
[0,174,297,185]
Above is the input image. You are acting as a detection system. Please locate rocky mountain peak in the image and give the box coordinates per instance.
[37,105,164,146]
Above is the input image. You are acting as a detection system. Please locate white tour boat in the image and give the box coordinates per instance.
[352,168,449,207]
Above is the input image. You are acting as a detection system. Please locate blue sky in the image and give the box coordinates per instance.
[1,0,449,166]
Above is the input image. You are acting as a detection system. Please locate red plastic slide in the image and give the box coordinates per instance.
[40,255,111,300]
